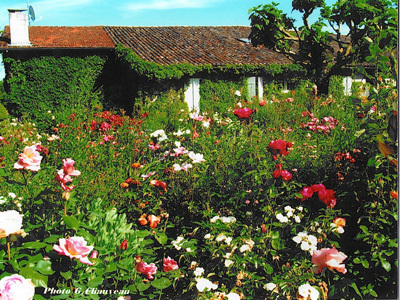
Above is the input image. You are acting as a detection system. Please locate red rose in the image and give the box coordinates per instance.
[233,108,253,119]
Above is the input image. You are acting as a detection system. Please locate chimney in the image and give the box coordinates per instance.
[8,9,31,46]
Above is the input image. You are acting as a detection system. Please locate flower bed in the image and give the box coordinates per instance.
[0,83,397,300]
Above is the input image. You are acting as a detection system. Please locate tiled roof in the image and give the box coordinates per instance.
[0,25,291,66]
[104,26,291,66]
[0,26,114,48]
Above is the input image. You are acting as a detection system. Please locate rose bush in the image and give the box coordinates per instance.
[0,75,396,299]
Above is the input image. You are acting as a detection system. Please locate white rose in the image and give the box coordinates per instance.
[264,282,277,291]
[0,210,23,238]
[225,259,234,267]
[195,278,218,292]
[0,274,35,300]
[193,267,204,277]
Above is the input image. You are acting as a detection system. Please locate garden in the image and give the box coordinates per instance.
[0,67,397,300]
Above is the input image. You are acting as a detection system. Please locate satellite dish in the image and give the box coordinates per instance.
[28,5,35,22]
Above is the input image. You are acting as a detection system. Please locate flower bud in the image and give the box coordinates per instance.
[62,191,70,200]
[9,234,18,242]
[120,239,128,250]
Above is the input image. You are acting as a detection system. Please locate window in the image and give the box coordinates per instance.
[343,75,369,96]
[247,77,263,100]
[184,78,200,112]
[282,80,298,93]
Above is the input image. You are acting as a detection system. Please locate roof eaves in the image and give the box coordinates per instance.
[0,46,114,52]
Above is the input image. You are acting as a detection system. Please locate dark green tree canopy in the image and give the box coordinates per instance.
[249,0,398,92]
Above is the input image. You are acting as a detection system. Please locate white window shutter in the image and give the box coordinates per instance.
[248,77,256,99]
[257,77,263,99]
[184,78,201,112]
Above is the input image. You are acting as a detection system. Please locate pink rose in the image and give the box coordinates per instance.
[53,236,94,265]
[312,248,347,274]
[55,159,80,191]
[55,174,74,191]
[233,108,253,119]
[61,159,81,176]
[136,261,157,280]
[189,112,204,121]
[0,210,24,239]
[171,147,188,157]
[0,274,35,300]
[14,145,42,172]
[163,257,179,272]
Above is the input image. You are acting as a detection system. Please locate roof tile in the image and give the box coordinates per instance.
[0,26,114,48]
[104,26,291,66]
[0,25,291,66]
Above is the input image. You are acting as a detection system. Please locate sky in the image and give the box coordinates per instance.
[0,0,337,79]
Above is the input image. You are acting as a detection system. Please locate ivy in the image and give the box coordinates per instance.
[116,44,306,82]
[3,56,106,130]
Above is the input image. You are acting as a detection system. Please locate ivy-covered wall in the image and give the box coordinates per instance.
[1,44,308,130]
[3,55,108,129]
[199,78,247,115]
[116,44,307,82]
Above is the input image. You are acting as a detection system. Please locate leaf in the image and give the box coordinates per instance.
[127,284,137,293]
[63,215,80,231]
[155,232,168,245]
[271,239,282,250]
[361,260,369,268]
[263,263,274,274]
[354,129,365,137]
[20,266,48,288]
[271,231,280,239]
[87,276,103,288]
[380,259,391,271]
[353,257,361,264]
[60,271,72,280]
[136,230,151,238]
[367,158,376,167]
[0,168,7,177]
[23,241,48,249]
[43,235,61,244]
[359,225,369,234]
[34,260,55,275]
[151,277,171,290]
[377,136,398,166]
[33,295,48,300]
[350,282,363,298]
[136,282,150,292]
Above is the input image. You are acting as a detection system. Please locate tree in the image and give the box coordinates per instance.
[248,0,398,93]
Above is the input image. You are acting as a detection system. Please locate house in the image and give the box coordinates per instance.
[1,9,369,117]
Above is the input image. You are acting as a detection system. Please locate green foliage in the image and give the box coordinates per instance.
[199,78,245,115]
[116,44,306,82]
[0,66,396,299]
[135,88,189,132]
[328,75,345,99]
[249,0,398,92]
[3,56,106,131]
